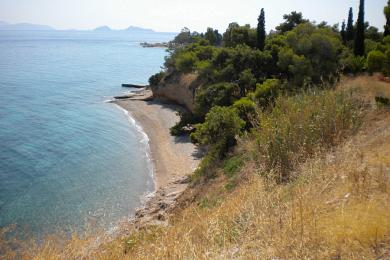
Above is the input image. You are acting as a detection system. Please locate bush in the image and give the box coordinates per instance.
[278,23,342,86]
[340,51,366,74]
[252,90,364,182]
[254,79,281,108]
[375,96,390,107]
[366,50,386,73]
[175,52,199,73]
[191,106,245,152]
[238,69,257,95]
[383,49,390,76]
[222,23,257,48]
[233,97,257,129]
[194,83,240,118]
[223,155,244,177]
[191,107,245,180]
[170,112,196,136]
[148,71,165,86]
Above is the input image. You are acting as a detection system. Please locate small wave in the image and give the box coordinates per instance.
[113,104,156,191]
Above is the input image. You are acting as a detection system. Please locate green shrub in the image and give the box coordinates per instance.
[223,155,244,177]
[340,51,366,74]
[175,52,199,73]
[233,97,257,129]
[170,112,196,136]
[367,50,386,73]
[383,49,390,76]
[238,69,257,95]
[277,23,342,86]
[191,106,245,150]
[191,107,244,180]
[148,71,165,86]
[192,141,225,181]
[194,83,240,118]
[254,79,281,108]
[375,96,390,107]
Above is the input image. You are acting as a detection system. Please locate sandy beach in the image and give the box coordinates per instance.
[112,90,202,226]
[114,93,201,190]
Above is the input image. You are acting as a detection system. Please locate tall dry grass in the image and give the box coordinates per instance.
[251,89,365,182]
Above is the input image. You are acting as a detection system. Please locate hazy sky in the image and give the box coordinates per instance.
[0,0,387,32]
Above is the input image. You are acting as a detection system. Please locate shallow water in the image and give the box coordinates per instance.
[0,30,174,237]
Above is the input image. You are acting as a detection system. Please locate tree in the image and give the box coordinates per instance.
[277,23,342,87]
[346,8,354,42]
[194,83,240,118]
[204,28,222,46]
[366,50,385,73]
[276,11,308,33]
[191,106,245,151]
[254,79,280,108]
[384,0,390,36]
[341,20,347,44]
[233,97,257,129]
[214,29,223,46]
[172,27,192,45]
[223,23,257,47]
[365,26,382,42]
[205,27,217,45]
[257,8,266,50]
[175,52,198,73]
[354,0,365,56]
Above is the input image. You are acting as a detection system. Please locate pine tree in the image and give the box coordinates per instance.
[346,8,354,42]
[354,0,365,56]
[257,8,266,51]
[384,0,390,36]
[341,20,347,44]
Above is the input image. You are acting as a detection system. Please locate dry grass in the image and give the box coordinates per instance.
[2,75,390,259]
[113,108,390,259]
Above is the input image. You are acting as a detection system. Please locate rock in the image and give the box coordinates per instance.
[121,83,147,88]
[173,175,191,184]
[158,202,168,209]
[151,72,201,113]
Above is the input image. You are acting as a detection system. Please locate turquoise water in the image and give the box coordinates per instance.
[0,30,174,237]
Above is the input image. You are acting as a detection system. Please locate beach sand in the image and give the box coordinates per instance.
[112,90,202,226]
[114,93,201,190]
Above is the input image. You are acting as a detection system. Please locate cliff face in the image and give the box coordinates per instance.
[151,72,201,113]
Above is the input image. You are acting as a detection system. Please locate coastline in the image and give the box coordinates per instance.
[112,89,202,226]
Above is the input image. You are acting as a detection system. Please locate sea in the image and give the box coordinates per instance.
[0,30,175,238]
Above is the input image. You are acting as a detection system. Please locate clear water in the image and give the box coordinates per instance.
[0,30,174,237]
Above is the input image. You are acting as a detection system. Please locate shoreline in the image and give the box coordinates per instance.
[112,89,202,226]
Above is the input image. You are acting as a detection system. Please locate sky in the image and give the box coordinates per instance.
[0,0,387,33]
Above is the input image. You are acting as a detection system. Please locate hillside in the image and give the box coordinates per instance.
[10,76,389,259]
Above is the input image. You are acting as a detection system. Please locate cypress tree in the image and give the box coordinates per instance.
[384,0,390,36]
[354,0,365,56]
[257,8,266,51]
[341,20,347,44]
[346,8,354,42]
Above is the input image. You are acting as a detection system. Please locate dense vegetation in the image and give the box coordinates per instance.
[149,0,390,182]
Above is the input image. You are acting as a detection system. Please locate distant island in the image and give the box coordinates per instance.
[0,21,162,33]
[93,25,155,33]
[0,21,54,31]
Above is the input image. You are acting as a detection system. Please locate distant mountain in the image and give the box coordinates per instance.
[0,21,54,31]
[94,26,112,32]
[125,26,154,33]
[93,25,155,33]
